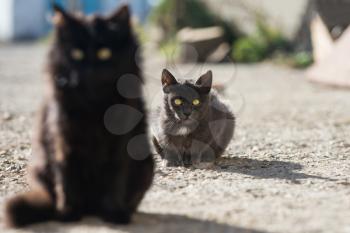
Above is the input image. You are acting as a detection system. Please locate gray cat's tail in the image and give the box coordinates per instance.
[5,189,56,228]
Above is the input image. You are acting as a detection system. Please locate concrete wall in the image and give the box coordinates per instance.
[0,0,48,41]
[0,0,14,41]
[13,0,48,40]
[203,0,308,38]
[0,0,152,41]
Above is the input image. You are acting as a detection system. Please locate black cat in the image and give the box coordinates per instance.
[5,4,154,227]
[152,69,235,168]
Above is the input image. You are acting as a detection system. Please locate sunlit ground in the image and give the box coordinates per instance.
[0,43,349,233]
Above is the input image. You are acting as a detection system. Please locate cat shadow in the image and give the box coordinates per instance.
[216,157,335,182]
[27,212,267,233]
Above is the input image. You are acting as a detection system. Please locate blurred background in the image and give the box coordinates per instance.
[2,0,350,85]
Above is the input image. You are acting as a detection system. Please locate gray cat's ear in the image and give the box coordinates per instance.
[162,69,178,93]
[196,71,212,94]
[108,4,130,24]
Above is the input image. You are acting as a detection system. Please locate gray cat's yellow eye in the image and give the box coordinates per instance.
[97,48,112,60]
[192,99,200,106]
[174,99,183,106]
[71,49,84,61]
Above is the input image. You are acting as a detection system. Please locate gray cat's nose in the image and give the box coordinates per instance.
[183,112,191,117]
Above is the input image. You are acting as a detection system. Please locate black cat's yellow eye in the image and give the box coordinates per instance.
[174,99,183,106]
[192,99,200,106]
[71,49,84,61]
[97,48,112,60]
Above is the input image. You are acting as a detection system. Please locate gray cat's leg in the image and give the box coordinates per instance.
[208,117,235,158]
[194,149,216,169]
[163,149,183,167]
[183,153,192,167]
[190,140,216,169]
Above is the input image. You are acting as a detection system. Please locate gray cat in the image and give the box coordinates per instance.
[152,69,235,168]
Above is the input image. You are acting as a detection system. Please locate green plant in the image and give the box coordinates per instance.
[133,22,149,45]
[232,37,267,63]
[232,16,290,63]
[256,20,290,53]
[159,39,180,59]
[149,0,239,43]
[291,52,313,68]
[149,0,176,40]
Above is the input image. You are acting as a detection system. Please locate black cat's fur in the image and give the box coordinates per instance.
[152,69,235,167]
[5,4,154,227]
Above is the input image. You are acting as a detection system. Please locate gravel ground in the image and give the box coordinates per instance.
[0,43,349,233]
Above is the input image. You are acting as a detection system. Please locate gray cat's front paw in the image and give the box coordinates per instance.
[163,159,183,167]
[163,151,183,167]
[193,161,215,169]
[192,151,216,169]
[183,154,192,167]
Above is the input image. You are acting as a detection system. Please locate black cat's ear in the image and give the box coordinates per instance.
[162,69,178,93]
[108,4,130,24]
[196,71,213,94]
[52,3,68,27]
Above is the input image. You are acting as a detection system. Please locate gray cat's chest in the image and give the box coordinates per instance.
[166,122,211,150]
[168,134,193,149]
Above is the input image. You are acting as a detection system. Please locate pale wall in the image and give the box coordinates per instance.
[0,0,14,41]
[13,0,47,39]
[0,0,47,41]
[203,0,308,38]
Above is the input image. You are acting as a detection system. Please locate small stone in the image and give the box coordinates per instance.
[338,181,350,186]
[17,155,26,161]
[2,112,13,121]
[5,165,15,171]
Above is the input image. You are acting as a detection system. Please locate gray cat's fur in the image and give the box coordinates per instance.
[152,69,235,167]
